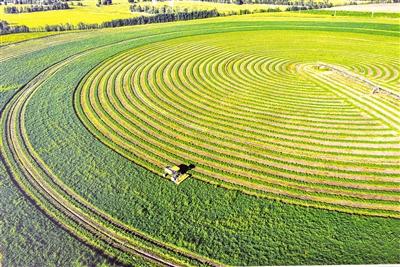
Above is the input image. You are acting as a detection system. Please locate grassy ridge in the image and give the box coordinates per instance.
[1,16,400,265]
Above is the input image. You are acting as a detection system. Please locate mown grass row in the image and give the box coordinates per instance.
[304,65,400,132]
[76,30,400,217]
[90,42,396,162]
[80,40,396,178]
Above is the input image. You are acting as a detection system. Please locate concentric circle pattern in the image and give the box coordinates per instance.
[76,30,400,217]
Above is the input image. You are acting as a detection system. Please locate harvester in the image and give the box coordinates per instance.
[163,165,191,185]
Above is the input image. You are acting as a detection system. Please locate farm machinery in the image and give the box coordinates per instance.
[163,165,192,185]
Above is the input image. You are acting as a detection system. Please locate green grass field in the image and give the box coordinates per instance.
[1,12,399,266]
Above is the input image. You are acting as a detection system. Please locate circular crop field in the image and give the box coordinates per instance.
[76,30,400,218]
[2,17,400,266]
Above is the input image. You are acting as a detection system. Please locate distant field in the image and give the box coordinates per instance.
[1,0,136,28]
[326,3,400,13]
[1,0,287,28]
[1,0,353,29]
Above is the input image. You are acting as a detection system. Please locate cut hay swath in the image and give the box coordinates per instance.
[75,30,400,218]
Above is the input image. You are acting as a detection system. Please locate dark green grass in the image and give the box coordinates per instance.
[0,162,126,267]
[1,19,400,265]
[0,89,155,267]
[0,91,127,267]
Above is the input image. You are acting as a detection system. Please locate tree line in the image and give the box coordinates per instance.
[128,0,333,7]
[96,0,112,6]
[286,1,332,10]
[0,20,29,34]
[157,0,333,6]
[130,4,176,14]
[40,6,288,32]
[4,2,70,13]
[129,4,281,14]
[38,9,219,32]
[0,0,74,4]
